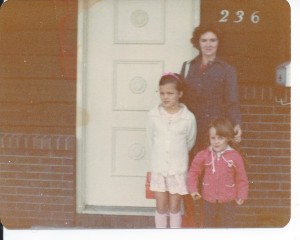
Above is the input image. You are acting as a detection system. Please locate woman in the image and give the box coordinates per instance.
[180,25,242,152]
[180,25,242,228]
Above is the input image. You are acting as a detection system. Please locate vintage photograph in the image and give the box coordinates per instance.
[0,0,292,233]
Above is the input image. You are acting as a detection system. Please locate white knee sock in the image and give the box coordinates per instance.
[170,211,182,228]
[155,211,168,228]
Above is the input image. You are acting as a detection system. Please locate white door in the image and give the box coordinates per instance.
[77,0,199,215]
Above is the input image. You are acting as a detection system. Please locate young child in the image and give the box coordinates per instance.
[147,72,197,228]
[188,118,248,228]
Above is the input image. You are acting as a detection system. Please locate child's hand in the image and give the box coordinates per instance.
[234,124,242,143]
[191,192,201,200]
[235,199,244,205]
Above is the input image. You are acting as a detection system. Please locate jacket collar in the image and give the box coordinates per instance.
[209,145,234,156]
[190,54,226,66]
[150,103,191,119]
[208,145,236,173]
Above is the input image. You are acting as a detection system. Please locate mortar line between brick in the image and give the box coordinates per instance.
[0,154,73,159]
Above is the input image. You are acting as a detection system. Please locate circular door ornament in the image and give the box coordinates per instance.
[130,9,149,28]
[129,76,147,94]
[128,143,145,160]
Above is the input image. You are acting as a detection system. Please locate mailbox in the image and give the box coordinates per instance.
[276,62,291,87]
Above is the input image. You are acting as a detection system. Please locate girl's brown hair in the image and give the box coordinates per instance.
[208,118,250,169]
[159,72,184,92]
[208,118,235,142]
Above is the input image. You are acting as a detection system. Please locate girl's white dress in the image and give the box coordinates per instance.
[148,105,196,195]
[150,172,188,195]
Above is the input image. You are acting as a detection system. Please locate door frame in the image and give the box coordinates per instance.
[76,0,201,215]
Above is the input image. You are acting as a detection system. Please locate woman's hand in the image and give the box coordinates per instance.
[235,199,244,205]
[191,192,201,200]
[234,124,242,143]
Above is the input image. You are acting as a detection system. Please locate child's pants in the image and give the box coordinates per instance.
[203,200,236,228]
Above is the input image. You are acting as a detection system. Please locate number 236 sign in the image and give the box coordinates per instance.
[219,10,260,24]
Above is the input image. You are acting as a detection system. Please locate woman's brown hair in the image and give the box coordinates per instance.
[190,24,222,52]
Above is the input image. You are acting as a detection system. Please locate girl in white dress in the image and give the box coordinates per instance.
[147,72,197,228]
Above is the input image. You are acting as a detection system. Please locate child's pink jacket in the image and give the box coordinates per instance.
[188,146,248,203]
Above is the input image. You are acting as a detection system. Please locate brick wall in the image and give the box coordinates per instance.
[0,1,290,229]
[0,134,76,228]
[237,85,291,227]
[0,0,76,135]
[0,88,290,229]
[0,0,77,229]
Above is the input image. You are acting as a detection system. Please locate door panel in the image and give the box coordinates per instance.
[77,0,199,214]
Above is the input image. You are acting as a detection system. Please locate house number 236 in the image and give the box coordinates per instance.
[219,10,260,24]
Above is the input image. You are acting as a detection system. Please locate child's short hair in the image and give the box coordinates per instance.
[209,118,250,169]
[208,118,235,141]
[159,72,184,92]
